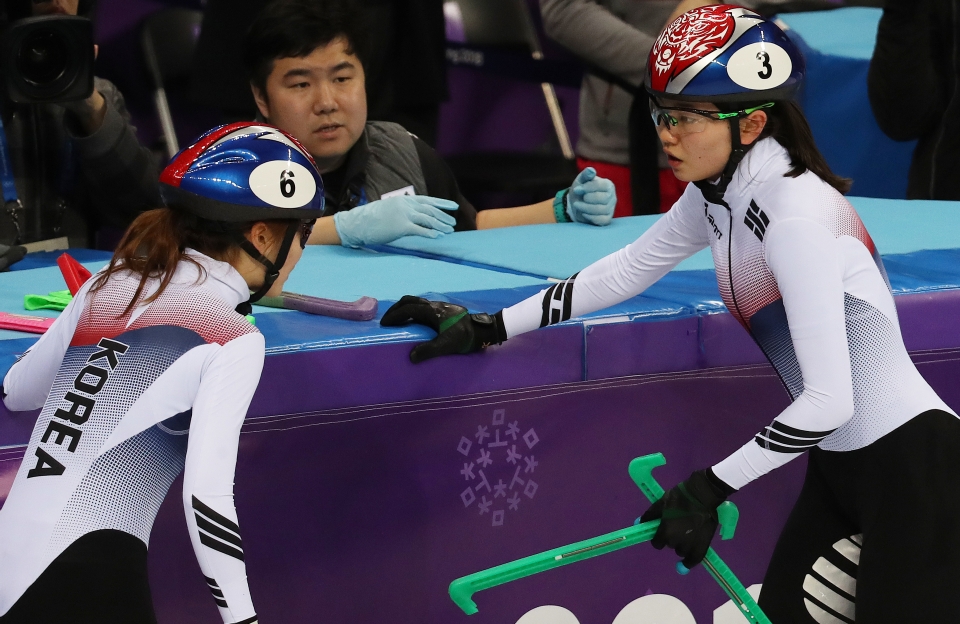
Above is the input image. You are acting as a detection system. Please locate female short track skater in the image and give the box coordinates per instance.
[380,7,960,622]
[0,122,323,624]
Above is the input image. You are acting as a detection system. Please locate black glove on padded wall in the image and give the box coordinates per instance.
[640,468,735,568]
[380,296,507,363]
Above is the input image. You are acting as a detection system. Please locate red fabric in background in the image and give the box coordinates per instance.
[577,158,688,216]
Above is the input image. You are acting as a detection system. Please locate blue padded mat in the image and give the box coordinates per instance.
[386,198,960,279]
[281,245,546,301]
[883,249,960,293]
[777,7,880,61]
[4,199,960,360]
[0,245,548,341]
[851,198,960,254]
[386,217,715,279]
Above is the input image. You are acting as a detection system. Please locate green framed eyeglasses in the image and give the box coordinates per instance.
[650,102,775,136]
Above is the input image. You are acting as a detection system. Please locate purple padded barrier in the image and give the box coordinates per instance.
[142,351,960,624]
[3,292,960,622]
[894,290,960,352]
[584,313,770,381]
[582,290,960,383]
[584,316,702,380]
[248,326,584,416]
[148,365,802,624]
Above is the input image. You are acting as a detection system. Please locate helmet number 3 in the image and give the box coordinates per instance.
[249,160,317,208]
[756,52,772,80]
[280,170,296,198]
[727,42,791,90]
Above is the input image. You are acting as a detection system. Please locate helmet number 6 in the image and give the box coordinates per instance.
[756,52,772,80]
[280,170,296,198]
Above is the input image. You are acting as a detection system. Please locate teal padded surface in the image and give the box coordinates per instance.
[3,199,960,343]
[0,246,547,341]
[777,7,881,61]
[280,245,546,300]
[386,216,715,279]
[386,197,960,279]
[850,198,960,254]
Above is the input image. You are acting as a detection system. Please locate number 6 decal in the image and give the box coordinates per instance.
[756,51,772,80]
[280,170,296,198]
[249,160,316,207]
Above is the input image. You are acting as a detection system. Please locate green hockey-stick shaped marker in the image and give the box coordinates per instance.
[448,453,771,624]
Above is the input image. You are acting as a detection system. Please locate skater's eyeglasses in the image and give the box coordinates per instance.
[649,101,775,136]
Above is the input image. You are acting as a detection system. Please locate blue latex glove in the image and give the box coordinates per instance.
[566,167,616,226]
[334,195,458,248]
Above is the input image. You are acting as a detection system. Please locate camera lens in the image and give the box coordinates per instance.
[16,29,68,86]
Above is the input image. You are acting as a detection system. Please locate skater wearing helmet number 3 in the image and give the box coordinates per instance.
[0,122,322,623]
[383,6,960,622]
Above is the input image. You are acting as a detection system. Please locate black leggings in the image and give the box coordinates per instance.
[758,409,960,623]
[0,530,156,624]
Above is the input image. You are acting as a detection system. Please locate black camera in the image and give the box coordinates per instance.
[1,15,94,104]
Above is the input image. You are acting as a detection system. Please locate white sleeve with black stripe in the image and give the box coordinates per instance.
[712,219,855,490]
[500,190,709,338]
[182,332,265,624]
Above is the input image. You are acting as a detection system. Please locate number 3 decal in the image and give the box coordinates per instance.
[280,170,296,198]
[756,51,772,80]
[728,42,791,89]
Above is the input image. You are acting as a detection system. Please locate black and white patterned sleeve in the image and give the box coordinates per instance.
[182,332,265,624]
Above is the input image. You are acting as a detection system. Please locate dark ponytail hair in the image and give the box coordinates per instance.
[90,207,287,315]
[749,100,851,194]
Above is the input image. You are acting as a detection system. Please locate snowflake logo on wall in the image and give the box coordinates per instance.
[457,408,540,527]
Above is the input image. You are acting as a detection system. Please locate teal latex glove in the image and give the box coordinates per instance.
[334,195,458,248]
[566,167,616,226]
[24,289,73,311]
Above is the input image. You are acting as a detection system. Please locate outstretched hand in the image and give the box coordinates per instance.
[334,195,458,248]
[380,296,505,363]
[639,469,732,568]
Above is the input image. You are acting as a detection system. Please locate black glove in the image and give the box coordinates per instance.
[639,468,734,568]
[379,295,507,363]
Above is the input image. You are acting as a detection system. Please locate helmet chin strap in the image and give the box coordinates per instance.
[694,116,753,210]
[234,222,299,315]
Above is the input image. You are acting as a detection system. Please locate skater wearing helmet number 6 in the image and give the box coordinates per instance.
[0,122,322,623]
[382,6,960,622]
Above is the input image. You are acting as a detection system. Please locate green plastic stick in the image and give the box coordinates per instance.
[629,455,770,624]
[449,519,661,615]
[448,453,771,624]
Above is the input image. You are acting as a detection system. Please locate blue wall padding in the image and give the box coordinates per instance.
[281,245,547,302]
[386,216,715,279]
[779,7,880,60]
[386,198,960,279]
[4,199,960,356]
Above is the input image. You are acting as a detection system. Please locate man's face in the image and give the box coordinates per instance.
[32,0,80,16]
[253,37,367,174]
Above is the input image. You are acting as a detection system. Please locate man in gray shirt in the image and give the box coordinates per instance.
[539,0,714,214]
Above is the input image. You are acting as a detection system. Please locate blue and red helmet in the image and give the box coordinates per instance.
[645,5,805,104]
[160,122,324,222]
